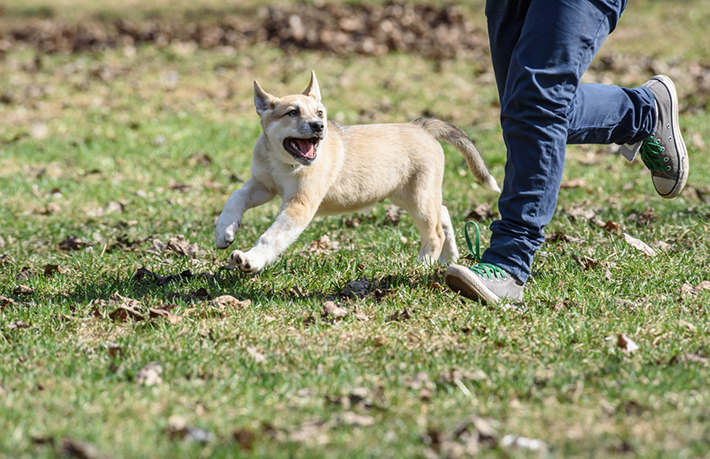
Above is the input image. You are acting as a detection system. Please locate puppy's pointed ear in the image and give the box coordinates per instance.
[302,71,321,103]
[254,80,276,115]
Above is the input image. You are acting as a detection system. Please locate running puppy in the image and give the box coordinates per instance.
[216,71,499,273]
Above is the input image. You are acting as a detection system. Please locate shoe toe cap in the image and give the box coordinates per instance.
[652,176,679,197]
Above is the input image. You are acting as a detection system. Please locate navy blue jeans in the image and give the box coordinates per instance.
[482,0,657,283]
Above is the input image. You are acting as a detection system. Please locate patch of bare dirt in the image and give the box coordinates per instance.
[0,2,487,60]
[1,2,708,111]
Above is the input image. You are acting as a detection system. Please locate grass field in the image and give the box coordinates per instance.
[1,1,710,458]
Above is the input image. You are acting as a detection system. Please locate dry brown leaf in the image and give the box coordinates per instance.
[322,301,349,319]
[342,216,362,228]
[13,285,34,295]
[289,419,334,443]
[651,240,672,253]
[300,234,340,255]
[105,342,123,359]
[148,307,169,319]
[669,352,708,365]
[465,203,497,221]
[213,294,251,309]
[168,179,190,192]
[325,387,375,410]
[167,313,182,324]
[166,414,187,434]
[45,202,62,214]
[349,387,373,408]
[560,177,586,189]
[233,428,256,451]
[678,319,697,332]
[424,415,499,457]
[438,368,489,386]
[15,266,33,282]
[61,438,113,459]
[135,362,163,386]
[147,308,181,325]
[677,281,710,301]
[166,415,215,443]
[387,308,412,322]
[354,311,369,321]
[561,204,596,221]
[678,283,696,300]
[44,264,66,276]
[105,201,125,214]
[247,347,266,363]
[405,371,433,391]
[604,220,622,234]
[59,236,94,251]
[637,207,655,225]
[133,267,194,286]
[615,298,639,309]
[623,233,657,257]
[550,298,573,311]
[109,305,145,322]
[571,254,599,271]
[111,293,142,308]
[0,296,18,309]
[501,434,548,452]
[383,205,402,226]
[148,235,201,257]
[617,334,640,353]
[338,411,375,427]
[7,320,31,331]
[546,232,585,244]
[419,388,433,402]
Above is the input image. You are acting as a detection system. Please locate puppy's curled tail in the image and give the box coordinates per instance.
[413,118,500,192]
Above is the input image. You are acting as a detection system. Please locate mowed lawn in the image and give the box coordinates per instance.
[1,1,710,458]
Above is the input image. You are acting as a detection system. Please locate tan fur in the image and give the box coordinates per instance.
[216,71,500,272]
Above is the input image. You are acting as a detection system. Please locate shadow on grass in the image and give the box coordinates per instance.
[33,256,438,313]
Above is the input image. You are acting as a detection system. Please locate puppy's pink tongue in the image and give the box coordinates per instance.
[294,139,315,158]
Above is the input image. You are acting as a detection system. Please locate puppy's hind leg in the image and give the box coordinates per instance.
[392,197,444,265]
[439,205,459,263]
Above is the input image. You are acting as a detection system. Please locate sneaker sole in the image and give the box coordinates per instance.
[652,75,689,199]
[444,264,499,305]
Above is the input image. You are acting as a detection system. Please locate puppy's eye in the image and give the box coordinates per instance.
[317,110,324,118]
[287,109,299,117]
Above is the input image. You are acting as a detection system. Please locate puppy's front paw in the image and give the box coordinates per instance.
[228,249,264,273]
[216,220,240,249]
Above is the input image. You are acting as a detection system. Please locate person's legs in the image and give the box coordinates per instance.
[481,0,635,284]
[447,0,689,304]
[447,0,658,303]
[566,83,655,145]
[567,78,688,199]
[484,0,530,103]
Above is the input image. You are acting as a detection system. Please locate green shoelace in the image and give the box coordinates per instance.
[463,221,508,281]
[639,136,671,172]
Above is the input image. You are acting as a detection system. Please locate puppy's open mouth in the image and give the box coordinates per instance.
[284,137,320,164]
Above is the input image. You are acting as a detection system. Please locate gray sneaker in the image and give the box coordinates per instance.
[621,75,689,199]
[445,263,524,304]
[446,221,525,304]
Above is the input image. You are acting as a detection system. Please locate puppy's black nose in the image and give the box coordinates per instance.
[310,121,324,133]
